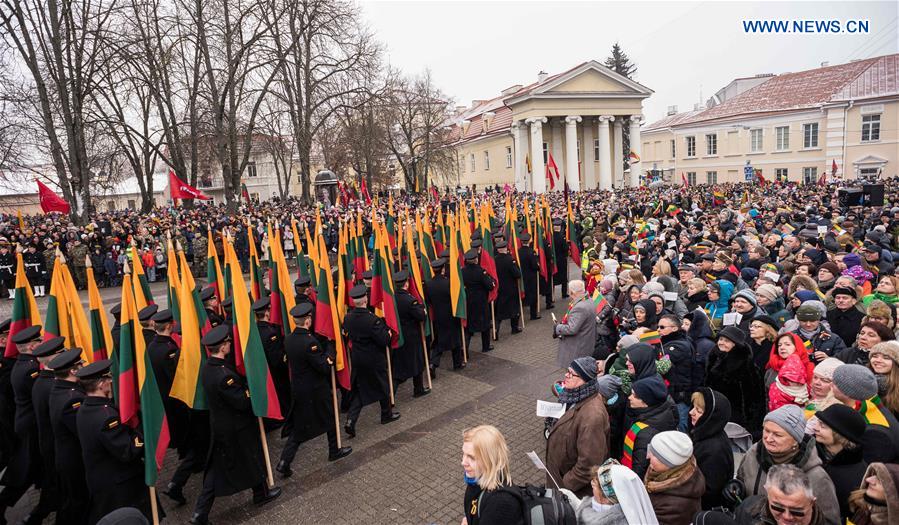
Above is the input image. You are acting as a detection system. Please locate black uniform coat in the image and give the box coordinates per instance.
[6,353,41,486]
[201,356,265,496]
[205,308,225,329]
[284,326,332,441]
[0,356,15,469]
[76,396,150,524]
[424,275,461,352]
[462,261,495,333]
[49,379,88,523]
[393,288,426,381]
[146,334,188,450]
[343,307,391,406]
[494,252,522,321]
[23,250,45,283]
[552,230,568,283]
[257,320,290,414]
[32,371,58,503]
[518,245,540,303]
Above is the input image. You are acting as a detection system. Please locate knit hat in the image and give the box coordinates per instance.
[643,281,665,296]
[814,357,844,380]
[632,376,667,407]
[756,284,781,303]
[570,356,598,382]
[793,290,818,304]
[763,405,806,443]
[648,431,693,468]
[870,341,899,365]
[843,253,862,268]
[819,262,841,278]
[732,289,757,308]
[753,314,780,331]
[832,286,858,299]
[833,364,878,401]
[796,303,822,321]
[816,404,866,444]
[596,374,623,400]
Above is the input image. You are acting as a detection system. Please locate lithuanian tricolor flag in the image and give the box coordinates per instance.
[43,251,90,362]
[370,224,403,348]
[166,240,182,321]
[267,225,297,340]
[130,245,154,308]
[311,239,350,390]
[289,218,310,284]
[87,260,113,361]
[206,228,225,301]
[478,205,499,303]
[170,248,208,410]
[448,217,467,324]
[5,251,41,358]
[640,330,662,346]
[247,225,264,301]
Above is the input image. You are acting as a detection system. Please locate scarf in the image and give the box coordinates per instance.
[876,374,890,397]
[776,378,810,405]
[591,500,617,514]
[645,457,697,493]
[798,326,820,341]
[546,379,598,431]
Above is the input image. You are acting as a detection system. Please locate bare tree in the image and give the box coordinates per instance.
[256,99,296,201]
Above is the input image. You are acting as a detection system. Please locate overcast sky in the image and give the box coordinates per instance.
[360,0,898,124]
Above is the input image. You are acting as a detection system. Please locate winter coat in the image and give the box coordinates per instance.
[705,340,765,433]
[545,392,610,497]
[737,438,840,525]
[622,397,678,479]
[705,280,735,320]
[764,333,815,388]
[826,306,864,349]
[691,388,735,510]
[645,458,706,525]
[817,443,867,520]
[836,345,871,367]
[555,296,599,369]
[762,298,792,327]
[575,497,628,525]
[660,330,698,404]
[794,327,848,364]
[767,353,810,411]
[686,310,715,387]
[748,337,773,371]
[685,291,710,314]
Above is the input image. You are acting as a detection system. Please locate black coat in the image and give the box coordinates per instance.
[284,326,333,441]
[0,356,15,471]
[552,230,568,282]
[690,388,735,510]
[146,334,187,449]
[32,371,58,504]
[623,397,678,479]
[462,261,495,333]
[201,356,266,496]
[393,288,426,381]
[661,330,698,404]
[343,307,391,406]
[50,379,89,521]
[494,252,522,320]
[258,320,290,414]
[518,245,539,303]
[826,306,864,349]
[424,274,461,352]
[817,443,866,520]
[705,343,765,434]
[6,353,40,487]
[76,396,150,524]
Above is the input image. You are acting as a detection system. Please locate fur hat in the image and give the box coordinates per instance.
[870,341,899,365]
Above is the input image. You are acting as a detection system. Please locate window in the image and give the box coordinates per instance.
[469,153,475,172]
[247,161,258,178]
[483,151,490,171]
[542,142,548,163]
[670,139,676,159]
[862,114,881,142]
[505,146,512,168]
[860,167,880,178]
[685,136,696,157]
[250,192,260,202]
[127,199,136,209]
[706,171,717,185]
[106,201,116,211]
[750,129,763,152]
[686,172,697,186]
[775,126,789,150]
[775,168,788,182]
[706,134,717,155]
[593,139,600,161]
[803,123,819,148]
[460,154,465,173]
[803,167,817,185]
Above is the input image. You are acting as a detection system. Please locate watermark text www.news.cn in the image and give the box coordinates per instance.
[742,19,870,33]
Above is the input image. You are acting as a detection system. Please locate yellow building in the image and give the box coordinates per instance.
[441,61,653,192]
[642,54,898,185]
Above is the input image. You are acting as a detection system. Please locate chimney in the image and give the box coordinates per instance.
[483,112,495,131]
[471,100,485,108]
[460,120,471,135]
[667,105,678,116]
[693,103,702,111]
[820,61,829,67]
[455,105,467,114]
[538,70,548,83]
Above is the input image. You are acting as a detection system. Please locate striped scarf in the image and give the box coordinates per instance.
[856,396,890,427]
[621,422,649,468]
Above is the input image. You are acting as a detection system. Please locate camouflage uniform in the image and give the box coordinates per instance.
[69,242,89,290]
[191,235,207,277]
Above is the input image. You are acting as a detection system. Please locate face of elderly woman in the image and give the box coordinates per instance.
[762,421,797,454]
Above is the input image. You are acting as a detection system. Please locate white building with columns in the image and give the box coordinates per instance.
[439,61,653,193]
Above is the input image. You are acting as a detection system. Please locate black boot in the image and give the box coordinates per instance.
[328,447,353,461]
[163,482,187,506]
[380,411,401,424]
[429,366,437,380]
[189,514,209,525]
[253,486,282,506]
[344,419,356,438]
[413,387,431,398]
[275,460,292,478]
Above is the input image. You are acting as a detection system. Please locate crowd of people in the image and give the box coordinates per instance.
[2,177,899,524]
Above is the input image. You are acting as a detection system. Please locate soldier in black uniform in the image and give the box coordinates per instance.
[293,276,313,316]
[190,325,281,525]
[392,271,430,397]
[493,240,523,337]
[0,319,14,474]
[109,303,122,357]
[462,249,496,353]
[138,304,158,346]
[275,303,351,478]
[252,297,290,428]
[518,233,541,320]
[23,244,46,297]
[0,325,53,523]
[552,218,569,299]
[199,287,224,329]
[30,337,68,519]
[423,259,463,374]
[342,284,400,438]
[0,243,15,300]
[75,359,152,523]
[48,348,88,525]
[146,309,188,453]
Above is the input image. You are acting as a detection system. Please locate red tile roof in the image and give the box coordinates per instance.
[644,109,705,132]
[832,54,899,101]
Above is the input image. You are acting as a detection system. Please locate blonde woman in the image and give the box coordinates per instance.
[461,425,523,525]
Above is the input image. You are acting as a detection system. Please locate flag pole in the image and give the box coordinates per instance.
[518,286,526,328]
[256,417,275,487]
[420,322,432,390]
[149,486,159,525]
[536,277,541,315]
[330,366,342,449]
[490,302,497,341]
[385,346,395,406]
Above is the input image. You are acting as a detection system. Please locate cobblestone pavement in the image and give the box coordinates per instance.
[4,272,571,525]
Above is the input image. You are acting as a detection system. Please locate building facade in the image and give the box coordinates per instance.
[642,54,898,185]
[441,61,653,192]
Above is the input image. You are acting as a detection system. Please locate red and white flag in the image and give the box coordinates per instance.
[168,170,210,201]
[545,153,561,190]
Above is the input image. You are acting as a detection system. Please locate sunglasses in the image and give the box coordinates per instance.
[769,502,807,518]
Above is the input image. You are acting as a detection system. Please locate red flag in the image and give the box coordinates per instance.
[831,159,838,177]
[168,170,210,201]
[681,172,689,189]
[360,179,372,205]
[755,169,767,186]
[818,170,827,186]
[545,153,560,190]
[36,181,71,214]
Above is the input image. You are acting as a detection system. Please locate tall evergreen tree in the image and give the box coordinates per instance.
[604,43,639,185]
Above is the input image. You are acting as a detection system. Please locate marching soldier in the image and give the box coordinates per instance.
[275,303,352,478]
[190,325,281,525]
[552,218,569,299]
[146,309,189,451]
[253,297,290,427]
[342,284,400,438]
[493,240,523,337]
[392,271,430,398]
[424,259,463,374]
[518,233,541,320]
[462,249,496,353]
[200,287,224,329]
[109,304,122,357]
[31,337,68,518]
[0,242,14,299]
[0,319,13,473]
[293,276,313,311]
[48,348,89,525]
[75,359,153,523]
[138,304,158,346]
[23,244,46,297]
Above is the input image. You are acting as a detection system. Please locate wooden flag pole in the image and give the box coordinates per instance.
[149,486,159,525]
[420,322,432,390]
[257,417,275,488]
[518,286,526,328]
[490,302,497,341]
[460,324,468,363]
[536,277,541,315]
[385,347,395,405]
[330,366,342,449]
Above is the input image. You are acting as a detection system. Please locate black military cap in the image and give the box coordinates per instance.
[11,325,42,344]
[201,324,231,347]
[495,240,508,249]
[430,259,446,269]
[0,318,10,333]
[361,270,373,280]
[48,348,83,371]
[75,359,112,381]
[349,284,368,299]
[33,336,66,358]
[290,303,313,318]
[471,239,483,248]
[221,297,233,308]
[294,276,311,287]
[471,231,482,241]
[464,249,479,262]
[519,233,532,242]
[138,304,159,322]
[110,303,122,316]
[151,309,173,324]
[199,287,216,302]
[252,297,270,312]
[393,270,409,284]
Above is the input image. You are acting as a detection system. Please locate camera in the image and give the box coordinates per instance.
[619,317,638,332]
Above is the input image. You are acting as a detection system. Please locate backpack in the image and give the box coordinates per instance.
[477,484,576,525]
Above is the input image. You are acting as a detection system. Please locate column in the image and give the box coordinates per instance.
[612,119,624,189]
[629,115,643,187]
[511,122,524,191]
[564,116,582,191]
[526,117,547,193]
[596,115,614,191]
[582,118,595,189]
[551,119,564,190]
[515,122,529,191]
